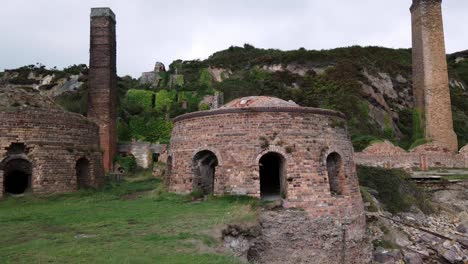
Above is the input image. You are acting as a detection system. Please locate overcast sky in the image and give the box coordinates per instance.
[1,0,467,77]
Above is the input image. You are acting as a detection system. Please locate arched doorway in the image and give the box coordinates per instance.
[3,158,32,195]
[259,152,286,200]
[192,151,218,195]
[326,152,343,195]
[76,158,90,189]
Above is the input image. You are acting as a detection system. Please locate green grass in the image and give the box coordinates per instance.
[441,174,468,181]
[0,178,257,263]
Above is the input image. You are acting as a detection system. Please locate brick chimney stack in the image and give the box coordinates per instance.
[88,7,117,171]
[410,0,458,151]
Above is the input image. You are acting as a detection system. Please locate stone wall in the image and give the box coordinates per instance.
[355,141,468,170]
[411,0,458,152]
[87,8,117,172]
[118,142,167,169]
[0,109,104,195]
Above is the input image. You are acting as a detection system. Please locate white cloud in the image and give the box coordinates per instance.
[0,0,467,77]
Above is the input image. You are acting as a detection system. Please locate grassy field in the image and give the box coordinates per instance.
[0,177,258,264]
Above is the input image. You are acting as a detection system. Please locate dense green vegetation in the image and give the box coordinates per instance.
[206,44,412,76]
[0,176,257,263]
[357,166,433,214]
[5,45,468,150]
[448,58,468,147]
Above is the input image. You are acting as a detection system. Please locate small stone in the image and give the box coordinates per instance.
[403,252,423,264]
[456,223,467,233]
[374,248,396,263]
[442,248,463,264]
[458,212,468,223]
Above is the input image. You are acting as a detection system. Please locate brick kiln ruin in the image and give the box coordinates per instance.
[167,96,369,262]
[0,86,104,196]
[0,7,117,196]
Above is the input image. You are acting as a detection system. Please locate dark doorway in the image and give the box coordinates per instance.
[326,152,343,195]
[192,151,218,195]
[3,159,32,195]
[259,152,286,200]
[76,158,90,189]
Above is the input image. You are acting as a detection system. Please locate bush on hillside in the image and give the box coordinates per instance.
[357,166,433,214]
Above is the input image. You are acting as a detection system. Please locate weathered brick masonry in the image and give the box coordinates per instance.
[411,0,458,152]
[355,141,468,171]
[0,97,104,196]
[167,96,368,261]
[87,8,117,172]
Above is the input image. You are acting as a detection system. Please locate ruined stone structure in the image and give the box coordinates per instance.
[355,141,468,171]
[117,141,167,169]
[167,96,369,262]
[411,0,458,152]
[87,7,117,172]
[0,86,104,196]
[139,62,166,86]
[199,91,224,110]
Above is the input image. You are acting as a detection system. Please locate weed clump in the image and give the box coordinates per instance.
[357,166,433,214]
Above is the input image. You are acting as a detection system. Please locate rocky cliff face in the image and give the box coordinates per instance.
[0,65,87,98]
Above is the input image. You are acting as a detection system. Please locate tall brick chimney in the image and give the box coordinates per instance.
[410,0,458,152]
[88,7,117,172]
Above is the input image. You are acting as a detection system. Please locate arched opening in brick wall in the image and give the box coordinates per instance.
[259,152,286,200]
[76,158,91,189]
[3,158,32,195]
[192,151,218,195]
[326,152,344,196]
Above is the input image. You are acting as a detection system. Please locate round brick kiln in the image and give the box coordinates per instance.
[0,86,104,196]
[167,96,370,263]
[168,96,369,262]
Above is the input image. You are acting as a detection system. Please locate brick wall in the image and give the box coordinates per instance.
[0,109,104,196]
[87,8,117,172]
[355,141,468,170]
[168,107,364,221]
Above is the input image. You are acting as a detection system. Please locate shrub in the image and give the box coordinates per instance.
[357,166,433,214]
[360,186,378,212]
[126,89,156,111]
[54,84,88,115]
[351,135,381,152]
[114,155,137,173]
[155,90,177,112]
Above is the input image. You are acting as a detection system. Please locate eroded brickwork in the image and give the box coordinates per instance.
[411,0,458,152]
[355,141,468,170]
[167,97,367,258]
[0,109,104,195]
[167,97,370,263]
[87,8,117,172]
[249,209,372,264]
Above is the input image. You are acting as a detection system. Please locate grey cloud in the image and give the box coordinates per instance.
[0,0,466,77]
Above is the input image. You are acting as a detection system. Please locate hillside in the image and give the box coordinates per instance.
[2,45,468,151]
